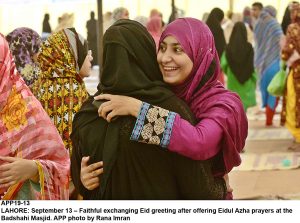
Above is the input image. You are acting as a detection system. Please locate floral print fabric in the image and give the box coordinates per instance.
[33,29,89,155]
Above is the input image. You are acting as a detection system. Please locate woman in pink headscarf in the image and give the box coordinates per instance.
[146,16,163,50]
[85,18,248,199]
[0,34,69,200]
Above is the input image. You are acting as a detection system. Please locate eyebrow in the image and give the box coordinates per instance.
[161,41,181,47]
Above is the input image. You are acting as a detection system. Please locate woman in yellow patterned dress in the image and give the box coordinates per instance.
[281,3,300,150]
[33,28,92,156]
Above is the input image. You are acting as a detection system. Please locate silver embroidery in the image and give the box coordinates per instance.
[157,107,169,117]
[146,107,159,123]
[154,117,165,135]
[141,123,153,140]
[139,106,171,145]
[149,136,160,145]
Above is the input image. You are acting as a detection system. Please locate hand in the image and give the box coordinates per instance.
[94,94,142,122]
[80,156,103,190]
[0,156,38,188]
[223,174,233,193]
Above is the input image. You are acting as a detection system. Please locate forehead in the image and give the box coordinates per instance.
[161,35,180,44]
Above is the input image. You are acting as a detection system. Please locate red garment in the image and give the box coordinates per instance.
[0,34,69,199]
[266,98,279,126]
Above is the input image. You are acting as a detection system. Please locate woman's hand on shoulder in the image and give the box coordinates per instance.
[80,156,103,191]
[94,94,142,122]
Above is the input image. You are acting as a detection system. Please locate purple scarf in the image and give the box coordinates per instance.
[160,18,248,173]
[6,27,41,87]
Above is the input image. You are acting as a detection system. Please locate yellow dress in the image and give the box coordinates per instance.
[33,30,89,156]
[285,70,300,142]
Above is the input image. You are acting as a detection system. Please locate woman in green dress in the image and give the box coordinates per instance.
[221,22,257,111]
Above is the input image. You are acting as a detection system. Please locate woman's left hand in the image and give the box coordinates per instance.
[0,156,38,188]
[94,94,142,122]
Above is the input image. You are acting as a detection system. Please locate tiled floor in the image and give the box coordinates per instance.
[230,118,300,200]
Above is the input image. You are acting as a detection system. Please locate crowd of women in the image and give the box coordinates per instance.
[1,1,300,200]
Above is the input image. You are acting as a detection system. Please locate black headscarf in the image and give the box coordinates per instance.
[281,2,299,34]
[98,20,173,102]
[42,13,52,33]
[282,6,291,34]
[71,19,174,198]
[225,22,254,84]
[206,8,226,58]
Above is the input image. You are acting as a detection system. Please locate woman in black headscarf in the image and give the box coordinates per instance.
[206,8,226,58]
[221,22,257,111]
[42,13,52,40]
[282,5,292,34]
[70,19,226,200]
[206,8,226,84]
[281,2,299,34]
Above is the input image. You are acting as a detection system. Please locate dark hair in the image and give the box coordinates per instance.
[90,11,95,19]
[252,2,263,10]
[44,13,50,20]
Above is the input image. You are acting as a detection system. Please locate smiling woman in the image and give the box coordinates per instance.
[157,35,193,85]
[71,19,227,200]
[88,18,248,200]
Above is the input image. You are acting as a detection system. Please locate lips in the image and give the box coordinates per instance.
[162,66,179,71]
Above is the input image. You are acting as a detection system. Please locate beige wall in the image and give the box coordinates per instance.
[0,0,293,38]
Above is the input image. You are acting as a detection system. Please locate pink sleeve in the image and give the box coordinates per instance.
[168,114,223,160]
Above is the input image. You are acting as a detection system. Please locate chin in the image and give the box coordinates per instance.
[163,77,177,86]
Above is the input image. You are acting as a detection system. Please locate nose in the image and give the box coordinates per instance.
[160,50,172,64]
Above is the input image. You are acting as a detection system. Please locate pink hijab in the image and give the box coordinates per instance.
[160,18,248,173]
[0,34,69,199]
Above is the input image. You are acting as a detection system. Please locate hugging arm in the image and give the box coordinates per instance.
[94,94,223,161]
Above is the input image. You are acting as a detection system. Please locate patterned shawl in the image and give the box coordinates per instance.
[254,8,283,76]
[291,2,300,23]
[33,28,89,155]
[6,27,41,88]
[281,2,300,61]
[0,34,69,200]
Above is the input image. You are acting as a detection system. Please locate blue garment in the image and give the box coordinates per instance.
[260,59,280,110]
[254,10,282,77]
